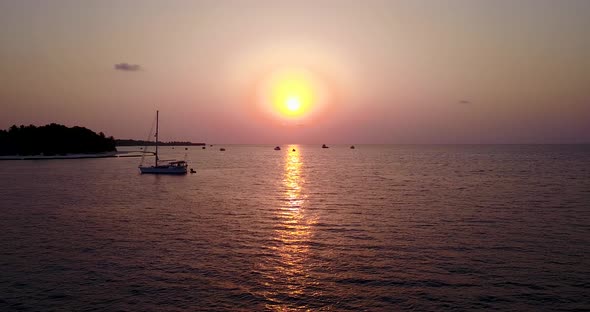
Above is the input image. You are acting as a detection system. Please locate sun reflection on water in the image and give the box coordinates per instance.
[261,145,319,310]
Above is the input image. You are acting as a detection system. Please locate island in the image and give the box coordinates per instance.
[0,123,116,159]
[115,139,206,146]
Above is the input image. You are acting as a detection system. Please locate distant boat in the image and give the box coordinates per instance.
[190,168,196,174]
[274,146,281,150]
[139,111,188,175]
[350,145,355,149]
[292,148,296,152]
[202,146,206,149]
[322,144,329,148]
[220,148,226,151]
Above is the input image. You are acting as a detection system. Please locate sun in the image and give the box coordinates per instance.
[286,97,301,112]
[271,74,314,119]
[254,66,332,123]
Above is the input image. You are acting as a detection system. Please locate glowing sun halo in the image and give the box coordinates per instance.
[271,76,314,119]
[254,66,332,123]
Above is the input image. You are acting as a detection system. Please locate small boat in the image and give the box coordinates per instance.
[185,147,188,150]
[274,146,281,150]
[220,148,226,151]
[202,146,206,149]
[139,111,188,175]
[140,160,188,174]
[190,168,196,174]
[292,148,296,152]
[350,145,355,149]
[322,144,329,148]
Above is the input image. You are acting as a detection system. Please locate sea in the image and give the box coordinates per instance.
[1,145,589,311]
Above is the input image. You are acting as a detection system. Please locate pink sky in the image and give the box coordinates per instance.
[1,0,589,143]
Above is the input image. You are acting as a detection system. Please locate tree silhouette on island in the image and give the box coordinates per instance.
[114,139,205,147]
[0,124,116,156]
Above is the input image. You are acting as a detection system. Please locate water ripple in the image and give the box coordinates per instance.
[1,145,589,311]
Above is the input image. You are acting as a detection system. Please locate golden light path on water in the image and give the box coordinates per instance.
[262,145,319,310]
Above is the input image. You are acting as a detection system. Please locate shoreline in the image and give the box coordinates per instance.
[0,151,152,160]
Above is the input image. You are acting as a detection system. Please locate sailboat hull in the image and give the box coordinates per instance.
[139,111,190,175]
[139,165,187,175]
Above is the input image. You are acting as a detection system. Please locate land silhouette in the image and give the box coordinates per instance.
[115,139,205,146]
[0,124,116,156]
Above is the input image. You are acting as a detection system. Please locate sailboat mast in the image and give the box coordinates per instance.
[155,110,159,167]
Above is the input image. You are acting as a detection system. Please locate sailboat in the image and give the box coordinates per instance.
[139,111,188,175]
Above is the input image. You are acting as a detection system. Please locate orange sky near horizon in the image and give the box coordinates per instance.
[1,0,589,143]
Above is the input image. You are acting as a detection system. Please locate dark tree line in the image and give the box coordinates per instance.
[115,139,205,146]
[0,124,116,156]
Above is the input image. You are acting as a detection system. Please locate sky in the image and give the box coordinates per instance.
[1,0,589,144]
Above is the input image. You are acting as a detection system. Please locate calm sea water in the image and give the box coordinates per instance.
[1,145,589,311]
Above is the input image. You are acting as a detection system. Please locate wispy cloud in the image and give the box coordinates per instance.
[114,63,141,71]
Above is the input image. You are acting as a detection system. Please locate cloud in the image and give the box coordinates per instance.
[114,63,141,71]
